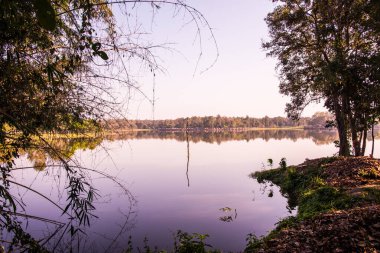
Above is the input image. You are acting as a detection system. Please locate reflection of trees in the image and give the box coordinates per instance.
[18,130,380,170]
[21,137,104,171]
[106,130,341,146]
[218,207,237,223]
[8,135,137,252]
[26,149,48,171]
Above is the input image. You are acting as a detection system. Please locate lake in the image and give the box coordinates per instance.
[9,129,373,252]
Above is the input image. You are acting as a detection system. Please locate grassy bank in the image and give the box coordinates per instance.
[249,156,380,252]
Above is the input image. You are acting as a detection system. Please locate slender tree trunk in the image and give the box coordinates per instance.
[361,128,367,156]
[360,113,369,156]
[334,96,350,156]
[347,107,361,156]
[371,121,375,157]
[359,130,363,151]
[352,130,361,156]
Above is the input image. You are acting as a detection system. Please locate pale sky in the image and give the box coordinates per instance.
[117,1,325,120]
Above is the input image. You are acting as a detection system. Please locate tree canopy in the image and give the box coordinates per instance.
[264,0,380,156]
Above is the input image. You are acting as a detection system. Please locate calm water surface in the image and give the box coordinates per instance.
[11,130,366,252]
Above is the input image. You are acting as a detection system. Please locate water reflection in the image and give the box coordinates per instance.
[12,137,103,170]
[106,129,341,145]
[218,207,238,223]
[7,136,137,253]
[6,129,378,252]
[6,166,138,253]
[186,130,191,187]
[254,179,298,214]
[18,129,380,172]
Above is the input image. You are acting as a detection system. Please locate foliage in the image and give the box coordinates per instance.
[252,157,360,215]
[244,233,263,253]
[298,186,353,218]
[0,0,215,250]
[358,168,380,179]
[267,158,273,168]
[0,1,117,242]
[173,230,215,253]
[279,157,287,170]
[122,231,220,253]
[362,188,380,203]
[253,156,380,217]
[264,0,380,156]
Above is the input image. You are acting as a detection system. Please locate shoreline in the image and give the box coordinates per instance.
[39,126,335,139]
[249,156,380,252]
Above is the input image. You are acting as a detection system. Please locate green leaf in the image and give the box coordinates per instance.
[91,42,101,52]
[97,51,109,61]
[34,0,57,31]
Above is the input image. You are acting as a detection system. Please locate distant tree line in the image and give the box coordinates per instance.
[104,129,340,146]
[105,112,334,130]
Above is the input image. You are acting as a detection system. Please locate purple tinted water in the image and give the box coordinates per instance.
[11,131,341,252]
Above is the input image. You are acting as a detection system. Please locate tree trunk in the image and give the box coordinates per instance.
[371,121,375,157]
[334,96,350,156]
[351,127,361,156]
[360,112,369,156]
[361,128,367,156]
[346,100,361,156]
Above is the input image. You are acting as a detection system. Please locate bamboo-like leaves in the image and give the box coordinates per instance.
[0,185,16,212]
[64,175,99,228]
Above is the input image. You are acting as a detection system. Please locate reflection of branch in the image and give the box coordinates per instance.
[3,211,65,226]
[51,223,71,252]
[219,216,233,222]
[0,211,66,250]
[103,207,136,252]
[7,179,68,215]
[12,165,137,251]
[104,201,137,252]
[186,121,190,187]
[218,207,237,223]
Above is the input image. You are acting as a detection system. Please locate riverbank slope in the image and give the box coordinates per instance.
[249,156,380,252]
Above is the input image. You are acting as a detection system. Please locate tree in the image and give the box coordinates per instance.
[0,0,215,250]
[309,112,334,128]
[263,0,380,156]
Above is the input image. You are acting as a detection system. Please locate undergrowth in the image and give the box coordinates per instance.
[123,230,221,253]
